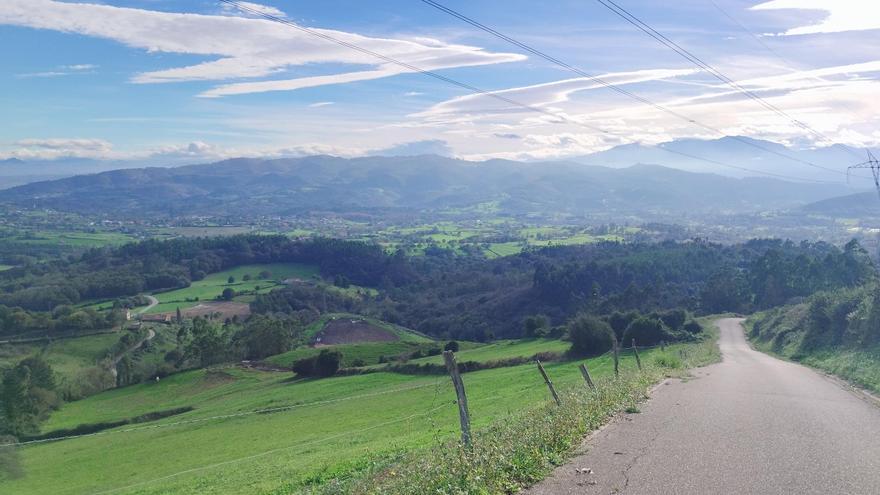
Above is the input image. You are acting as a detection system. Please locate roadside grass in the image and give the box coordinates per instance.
[3,330,720,495]
[146,262,318,314]
[311,332,720,494]
[747,315,880,395]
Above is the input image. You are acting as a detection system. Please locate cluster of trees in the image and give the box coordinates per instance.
[0,356,60,438]
[566,308,702,357]
[342,239,873,341]
[0,305,125,338]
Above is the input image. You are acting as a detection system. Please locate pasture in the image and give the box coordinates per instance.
[146,262,319,314]
[1,337,713,495]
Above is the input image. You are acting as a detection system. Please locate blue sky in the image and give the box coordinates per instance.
[1,0,879,165]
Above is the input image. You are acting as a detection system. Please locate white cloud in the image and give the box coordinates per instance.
[751,0,880,35]
[0,0,524,97]
[63,64,98,71]
[308,101,335,108]
[220,1,287,19]
[417,68,700,119]
[404,59,880,161]
[10,138,114,159]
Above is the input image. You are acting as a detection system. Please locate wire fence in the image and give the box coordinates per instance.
[2,342,689,494]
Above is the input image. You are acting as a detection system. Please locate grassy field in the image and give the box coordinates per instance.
[146,262,319,314]
[265,341,429,368]
[12,231,136,248]
[1,331,718,495]
[0,332,119,376]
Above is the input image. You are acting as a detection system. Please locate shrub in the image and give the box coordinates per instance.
[221,288,235,301]
[444,341,460,352]
[523,314,549,338]
[607,311,639,340]
[658,309,688,331]
[683,320,703,334]
[623,317,672,346]
[292,350,342,378]
[567,314,614,357]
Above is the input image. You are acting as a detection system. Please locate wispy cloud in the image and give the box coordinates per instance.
[751,0,880,35]
[0,0,524,98]
[15,63,97,78]
[308,101,335,108]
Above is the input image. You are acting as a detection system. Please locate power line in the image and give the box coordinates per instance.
[706,0,793,69]
[419,0,860,180]
[592,0,865,161]
[218,0,843,184]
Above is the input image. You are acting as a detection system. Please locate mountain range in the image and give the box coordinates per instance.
[0,154,860,220]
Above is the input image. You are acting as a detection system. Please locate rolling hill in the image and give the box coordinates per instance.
[0,154,854,219]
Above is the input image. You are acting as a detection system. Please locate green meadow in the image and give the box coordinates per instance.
[146,262,319,314]
[1,336,713,495]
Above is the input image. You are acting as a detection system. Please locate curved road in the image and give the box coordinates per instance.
[135,295,159,315]
[526,318,880,494]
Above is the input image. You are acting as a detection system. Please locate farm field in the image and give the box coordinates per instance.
[0,332,119,377]
[265,314,436,368]
[2,337,713,495]
[10,230,137,248]
[146,262,319,314]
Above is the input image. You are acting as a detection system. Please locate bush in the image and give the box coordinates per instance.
[683,320,703,334]
[292,350,342,378]
[607,311,639,340]
[221,288,236,301]
[444,341,460,352]
[623,317,672,346]
[658,309,687,331]
[567,314,614,357]
[523,314,549,338]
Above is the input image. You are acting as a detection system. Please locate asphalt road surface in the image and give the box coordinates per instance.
[525,318,880,494]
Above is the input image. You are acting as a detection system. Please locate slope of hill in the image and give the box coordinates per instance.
[0,155,851,219]
[800,191,880,218]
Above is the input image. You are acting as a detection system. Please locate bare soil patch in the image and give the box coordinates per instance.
[162,301,251,321]
[315,318,398,345]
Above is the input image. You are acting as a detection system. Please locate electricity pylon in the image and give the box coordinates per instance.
[848,150,880,199]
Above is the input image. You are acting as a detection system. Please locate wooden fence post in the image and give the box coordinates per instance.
[632,338,642,371]
[613,340,620,378]
[443,351,471,446]
[579,363,595,390]
[536,360,561,406]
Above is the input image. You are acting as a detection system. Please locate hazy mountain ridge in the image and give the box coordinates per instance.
[0,154,854,219]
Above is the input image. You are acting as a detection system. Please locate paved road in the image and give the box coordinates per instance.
[525,318,880,495]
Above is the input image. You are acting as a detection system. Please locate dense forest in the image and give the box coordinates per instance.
[254,238,876,341]
[0,234,874,342]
